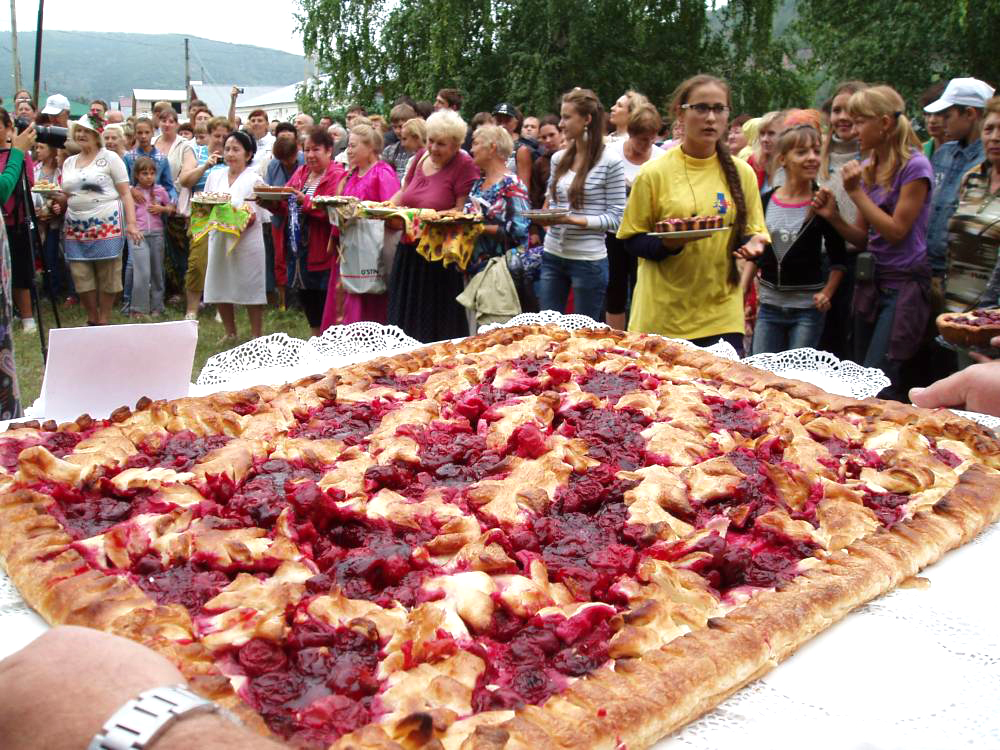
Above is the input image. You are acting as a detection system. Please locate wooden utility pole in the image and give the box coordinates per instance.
[32,0,44,106]
[184,37,190,114]
[9,0,22,93]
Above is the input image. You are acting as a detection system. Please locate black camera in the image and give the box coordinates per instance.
[14,116,68,148]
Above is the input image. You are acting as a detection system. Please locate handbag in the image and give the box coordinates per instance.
[333,172,386,295]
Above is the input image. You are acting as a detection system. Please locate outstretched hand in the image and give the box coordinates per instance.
[909,360,1000,417]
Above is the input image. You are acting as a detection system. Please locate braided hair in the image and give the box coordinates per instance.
[669,74,746,286]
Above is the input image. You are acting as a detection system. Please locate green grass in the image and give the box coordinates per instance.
[12,297,314,410]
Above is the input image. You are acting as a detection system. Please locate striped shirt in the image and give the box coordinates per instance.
[543,148,626,260]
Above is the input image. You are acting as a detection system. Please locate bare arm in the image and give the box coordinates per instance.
[176,146,199,189]
[813,186,869,248]
[115,181,142,244]
[841,160,928,246]
[228,86,239,128]
[516,146,532,191]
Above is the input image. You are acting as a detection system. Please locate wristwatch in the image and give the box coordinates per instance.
[87,684,219,750]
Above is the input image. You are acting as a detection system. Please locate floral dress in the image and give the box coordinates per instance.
[463,174,530,275]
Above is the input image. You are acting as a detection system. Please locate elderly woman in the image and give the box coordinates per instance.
[465,124,530,273]
[272,126,345,335]
[387,109,479,341]
[102,124,127,158]
[61,115,141,325]
[320,123,399,330]
[203,131,265,340]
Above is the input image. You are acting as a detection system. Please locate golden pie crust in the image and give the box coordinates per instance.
[936,309,1000,348]
[0,325,998,750]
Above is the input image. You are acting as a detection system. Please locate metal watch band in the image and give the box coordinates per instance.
[87,684,218,750]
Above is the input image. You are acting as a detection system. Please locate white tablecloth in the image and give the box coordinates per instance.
[3,315,998,748]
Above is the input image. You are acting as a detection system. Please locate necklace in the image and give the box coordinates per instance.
[681,154,700,217]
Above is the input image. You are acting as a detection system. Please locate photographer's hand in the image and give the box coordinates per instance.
[11,123,36,153]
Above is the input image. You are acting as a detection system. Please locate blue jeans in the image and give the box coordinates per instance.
[854,286,902,387]
[538,252,609,322]
[751,304,825,354]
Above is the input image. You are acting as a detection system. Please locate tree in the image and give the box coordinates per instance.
[796,0,1000,110]
[295,0,809,119]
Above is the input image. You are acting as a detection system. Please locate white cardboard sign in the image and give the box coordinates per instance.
[37,320,198,423]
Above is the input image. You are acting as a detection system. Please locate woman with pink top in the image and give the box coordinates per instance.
[127,156,173,316]
[321,122,400,329]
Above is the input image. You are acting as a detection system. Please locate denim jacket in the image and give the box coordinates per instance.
[927,138,985,275]
[123,146,178,202]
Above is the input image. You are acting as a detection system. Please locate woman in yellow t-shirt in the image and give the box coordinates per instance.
[617,74,768,354]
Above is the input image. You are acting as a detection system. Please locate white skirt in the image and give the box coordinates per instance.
[203,223,266,305]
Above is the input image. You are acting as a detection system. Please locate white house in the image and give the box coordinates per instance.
[131,89,186,118]
[234,82,302,122]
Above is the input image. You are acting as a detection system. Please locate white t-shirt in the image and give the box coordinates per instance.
[604,139,665,187]
[61,148,129,214]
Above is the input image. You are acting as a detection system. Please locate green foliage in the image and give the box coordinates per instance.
[795,0,1000,109]
[296,0,811,120]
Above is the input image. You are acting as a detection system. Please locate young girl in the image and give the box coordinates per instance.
[748,110,785,190]
[813,85,933,396]
[617,74,769,355]
[127,156,173,316]
[751,125,847,354]
[536,88,626,322]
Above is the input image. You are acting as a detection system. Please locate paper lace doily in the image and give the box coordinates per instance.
[742,347,890,400]
[194,322,420,393]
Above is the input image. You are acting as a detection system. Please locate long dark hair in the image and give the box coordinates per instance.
[549,88,605,209]
[670,74,746,286]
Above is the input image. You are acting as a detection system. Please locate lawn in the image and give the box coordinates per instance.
[11,297,315,411]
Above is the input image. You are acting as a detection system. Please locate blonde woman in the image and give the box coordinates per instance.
[607,90,651,143]
[387,109,479,341]
[813,85,933,396]
[748,110,785,189]
[399,117,426,189]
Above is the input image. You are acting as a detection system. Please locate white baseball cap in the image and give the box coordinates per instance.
[924,77,996,113]
[41,93,70,115]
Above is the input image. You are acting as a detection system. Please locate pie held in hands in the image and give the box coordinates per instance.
[0,326,997,750]
[936,308,1000,348]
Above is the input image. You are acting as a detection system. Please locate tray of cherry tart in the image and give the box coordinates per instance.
[936,308,1000,354]
[252,186,296,202]
[192,191,232,205]
[649,214,727,240]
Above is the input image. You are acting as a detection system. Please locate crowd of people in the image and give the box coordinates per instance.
[0,73,996,416]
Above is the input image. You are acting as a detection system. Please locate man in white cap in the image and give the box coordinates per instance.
[924,77,995,279]
[40,93,70,127]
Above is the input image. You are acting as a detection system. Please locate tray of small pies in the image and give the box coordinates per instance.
[311,195,359,207]
[30,180,61,196]
[357,201,400,218]
[252,186,296,202]
[420,209,484,226]
[192,191,232,205]
[649,215,727,240]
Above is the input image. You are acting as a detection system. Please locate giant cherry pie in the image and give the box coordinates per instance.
[1,326,998,749]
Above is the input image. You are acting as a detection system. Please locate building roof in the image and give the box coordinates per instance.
[132,88,186,101]
[189,84,285,118]
[239,82,302,108]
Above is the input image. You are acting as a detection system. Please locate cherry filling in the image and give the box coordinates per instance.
[960,309,1000,326]
[652,527,816,593]
[131,554,231,610]
[239,619,381,747]
[446,382,516,424]
[862,490,910,528]
[0,430,81,472]
[506,465,642,603]
[124,430,232,472]
[470,605,616,712]
[814,436,883,477]
[35,477,171,540]
[556,404,649,470]
[212,459,329,530]
[364,421,509,502]
[703,395,766,437]
[507,355,554,377]
[289,398,400,444]
[928,439,963,469]
[578,367,648,401]
[309,518,438,607]
[372,370,431,391]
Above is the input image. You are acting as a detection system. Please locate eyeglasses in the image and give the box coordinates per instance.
[681,103,730,116]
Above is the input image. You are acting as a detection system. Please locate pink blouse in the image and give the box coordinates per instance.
[342,160,400,202]
[399,148,480,210]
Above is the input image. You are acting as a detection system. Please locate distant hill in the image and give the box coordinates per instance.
[0,31,306,104]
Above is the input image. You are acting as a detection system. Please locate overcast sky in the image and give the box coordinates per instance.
[0,0,305,56]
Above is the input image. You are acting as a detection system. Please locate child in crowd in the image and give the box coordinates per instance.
[126,156,173,316]
[193,123,209,147]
